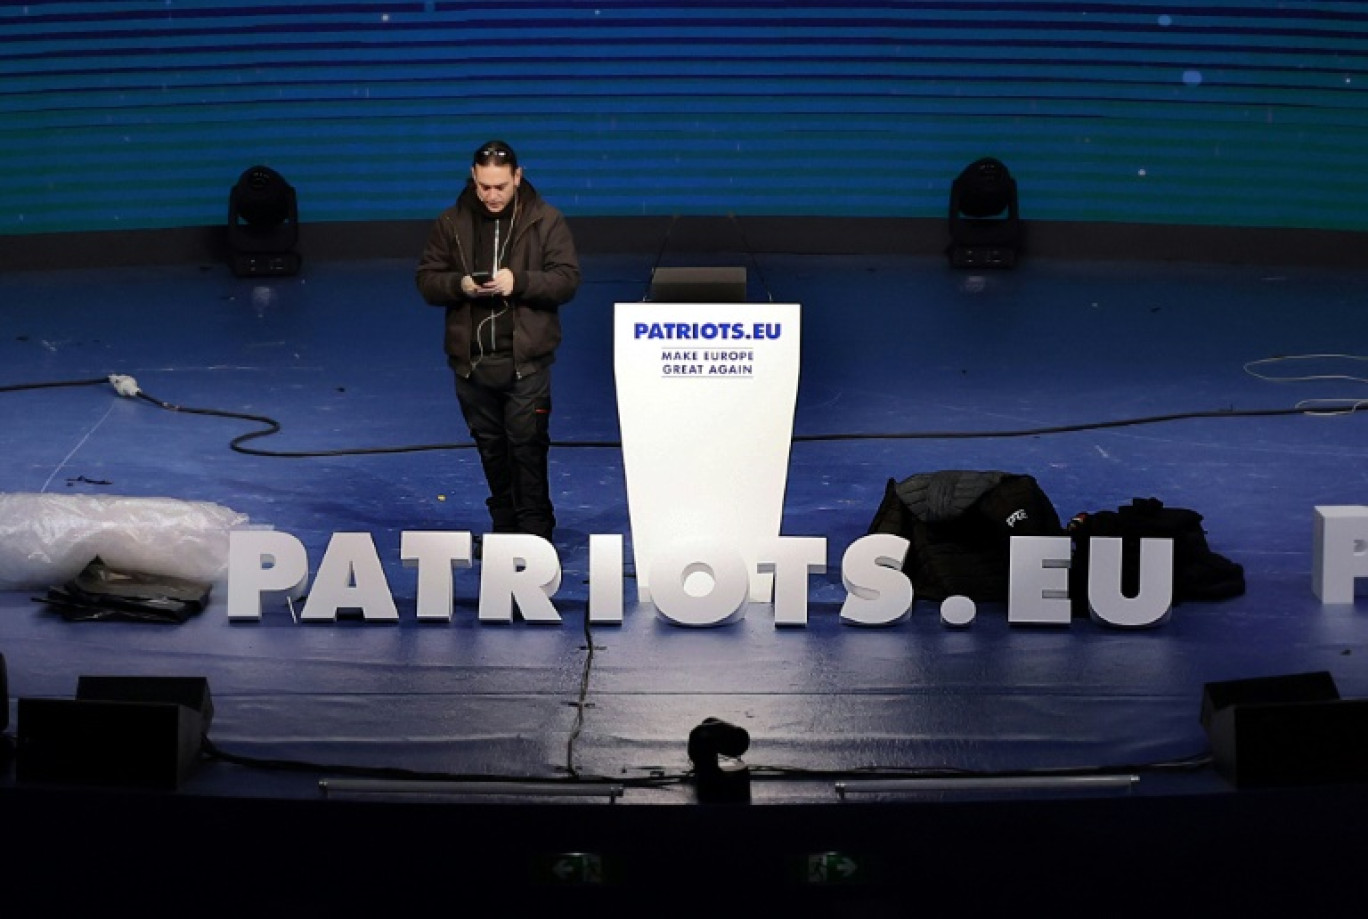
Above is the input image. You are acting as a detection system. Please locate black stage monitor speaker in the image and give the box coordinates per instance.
[1201,671,1368,788]
[17,676,213,790]
[649,266,747,303]
[1,652,10,771]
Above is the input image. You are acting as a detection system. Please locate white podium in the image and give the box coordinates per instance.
[614,301,801,606]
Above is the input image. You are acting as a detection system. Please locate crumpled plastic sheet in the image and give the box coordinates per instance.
[0,493,250,590]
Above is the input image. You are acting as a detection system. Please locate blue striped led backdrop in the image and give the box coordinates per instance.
[3,1,1365,235]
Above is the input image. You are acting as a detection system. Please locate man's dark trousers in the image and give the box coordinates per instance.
[455,360,554,540]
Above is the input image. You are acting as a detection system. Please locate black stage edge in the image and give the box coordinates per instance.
[4,782,1366,913]
[3,217,1365,271]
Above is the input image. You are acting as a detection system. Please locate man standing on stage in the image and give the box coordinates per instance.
[416,140,580,542]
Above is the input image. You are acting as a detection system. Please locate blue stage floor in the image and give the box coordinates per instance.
[2,251,1367,810]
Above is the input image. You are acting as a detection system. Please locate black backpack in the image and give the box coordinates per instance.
[869,470,1065,602]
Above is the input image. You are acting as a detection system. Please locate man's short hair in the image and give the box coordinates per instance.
[473,140,518,169]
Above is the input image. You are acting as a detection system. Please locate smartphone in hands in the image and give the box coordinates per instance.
[469,271,495,295]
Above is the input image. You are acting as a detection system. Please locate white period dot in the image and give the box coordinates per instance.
[941,595,976,627]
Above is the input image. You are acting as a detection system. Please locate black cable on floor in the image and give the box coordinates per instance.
[564,609,597,779]
[138,385,1359,457]
[200,735,685,790]
[199,733,1210,793]
[792,405,1318,442]
[2,374,1359,460]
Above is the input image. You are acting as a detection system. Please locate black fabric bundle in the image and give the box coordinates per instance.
[38,556,212,624]
[1067,497,1245,616]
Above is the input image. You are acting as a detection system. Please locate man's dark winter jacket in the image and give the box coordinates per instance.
[416,178,580,378]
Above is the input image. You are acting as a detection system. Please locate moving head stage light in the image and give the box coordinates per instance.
[228,165,301,278]
[688,717,751,803]
[948,157,1021,269]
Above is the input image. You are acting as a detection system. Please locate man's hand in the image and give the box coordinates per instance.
[486,268,515,297]
[461,269,514,297]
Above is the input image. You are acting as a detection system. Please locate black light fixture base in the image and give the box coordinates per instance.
[950,245,1017,269]
[232,252,302,278]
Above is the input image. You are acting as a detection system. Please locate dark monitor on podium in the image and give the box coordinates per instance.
[649,266,747,303]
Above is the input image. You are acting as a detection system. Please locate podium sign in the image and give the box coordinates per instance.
[614,302,801,606]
